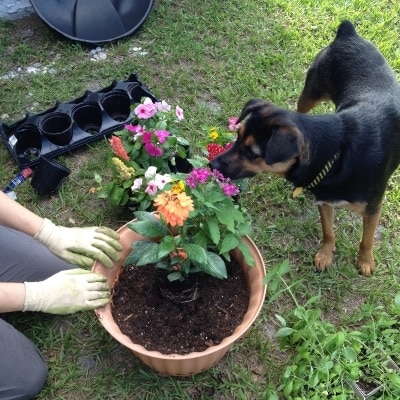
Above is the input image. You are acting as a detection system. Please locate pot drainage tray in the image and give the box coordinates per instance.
[0,73,157,168]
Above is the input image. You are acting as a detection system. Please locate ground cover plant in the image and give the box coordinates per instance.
[0,0,400,398]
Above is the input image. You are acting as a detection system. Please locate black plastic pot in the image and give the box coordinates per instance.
[30,156,71,195]
[30,0,155,45]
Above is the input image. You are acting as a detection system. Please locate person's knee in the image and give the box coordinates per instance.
[1,360,47,400]
[21,360,48,399]
[0,318,48,400]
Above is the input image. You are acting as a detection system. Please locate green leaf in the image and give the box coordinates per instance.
[203,251,227,279]
[110,186,127,206]
[344,346,357,362]
[219,234,239,254]
[206,218,220,245]
[184,243,208,266]
[276,327,295,337]
[158,236,176,258]
[275,314,287,327]
[128,212,167,237]
[123,241,161,266]
[237,240,255,266]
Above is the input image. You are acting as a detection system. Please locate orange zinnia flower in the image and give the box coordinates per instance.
[109,135,130,161]
[154,190,194,226]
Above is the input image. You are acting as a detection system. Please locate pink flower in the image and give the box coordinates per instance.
[228,117,240,131]
[155,130,170,143]
[145,180,158,195]
[175,105,184,121]
[134,101,157,119]
[145,143,162,157]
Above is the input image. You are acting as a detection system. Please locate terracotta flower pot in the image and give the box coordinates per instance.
[92,220,266,376]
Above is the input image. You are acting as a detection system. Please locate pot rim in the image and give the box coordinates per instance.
[92,220,266,361]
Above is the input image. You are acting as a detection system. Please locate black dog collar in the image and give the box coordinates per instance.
[292,151,340,198]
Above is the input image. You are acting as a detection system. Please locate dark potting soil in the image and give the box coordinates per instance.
[111,259,249,355]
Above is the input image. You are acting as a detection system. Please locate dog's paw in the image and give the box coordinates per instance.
[357,256,375,276]
[314,249,334,271]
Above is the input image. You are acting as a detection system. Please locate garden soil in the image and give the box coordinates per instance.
[111,259,249,354]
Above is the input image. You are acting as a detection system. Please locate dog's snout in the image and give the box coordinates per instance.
[209,157,223,171]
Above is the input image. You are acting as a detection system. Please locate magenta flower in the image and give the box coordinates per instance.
[155,130,170,144]
[142,131,152,144]
[145,143,163,157]
[175,105,184,121]
[221,182,240,197]
[212,169,225,182]
[125,124,144,133]
[186,168,212,188]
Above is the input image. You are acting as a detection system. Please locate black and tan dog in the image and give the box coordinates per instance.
[211,20,400,276]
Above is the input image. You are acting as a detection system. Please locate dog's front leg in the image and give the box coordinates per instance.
[314,204,336,270]
[358,205,381,276]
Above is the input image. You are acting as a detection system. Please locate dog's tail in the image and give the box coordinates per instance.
[336,20,357,38]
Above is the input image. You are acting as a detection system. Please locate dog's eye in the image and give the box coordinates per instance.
[244,147,259,159]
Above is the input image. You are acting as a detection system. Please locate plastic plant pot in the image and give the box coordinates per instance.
[14,124,42,163]
[39,112,73,145]
[72,102,103,134]
[101,91,131,122]
[30,156,71,195]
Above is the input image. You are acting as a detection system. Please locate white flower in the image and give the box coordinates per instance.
[144,166,157,179]
[154,173,171,189]
[131,178,143,191]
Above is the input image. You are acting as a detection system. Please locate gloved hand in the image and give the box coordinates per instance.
[34,218,122,268]
[23,269,110,314]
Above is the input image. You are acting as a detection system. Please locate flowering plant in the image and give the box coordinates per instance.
[124,167,254,282]
[200,117,240,161]
[94,97,190,210]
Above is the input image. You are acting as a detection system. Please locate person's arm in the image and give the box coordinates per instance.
[0,191,43,235]
[0,191,122,268]
[0,282,25,313]
[0,269,110,314]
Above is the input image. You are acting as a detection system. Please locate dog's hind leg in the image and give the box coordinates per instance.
[357,204,382,276]
[314,204,336,271]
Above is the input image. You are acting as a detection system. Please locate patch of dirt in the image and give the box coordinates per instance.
[111,259,249,354]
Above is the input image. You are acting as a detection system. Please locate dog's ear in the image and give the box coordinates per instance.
[265,127,300,165]
[237,99,275,124]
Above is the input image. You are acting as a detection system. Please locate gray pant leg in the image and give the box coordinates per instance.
[0,226,75,282]
[0,318,48,400]
[0,226,76,398]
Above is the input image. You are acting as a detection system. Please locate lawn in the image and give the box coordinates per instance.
[0,0,399,399]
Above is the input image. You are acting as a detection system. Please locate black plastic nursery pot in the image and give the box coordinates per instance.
[0,73,157,168]
[30,0,155,45]
[30,156,71,195]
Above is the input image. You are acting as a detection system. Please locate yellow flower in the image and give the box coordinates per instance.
[112,157,135,181]
[209,128,219,141]
[154,190,194,226]
[171,180,185,194]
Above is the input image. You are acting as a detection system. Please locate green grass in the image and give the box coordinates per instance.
[1,0,400,398]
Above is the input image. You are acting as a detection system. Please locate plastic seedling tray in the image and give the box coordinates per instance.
[0,73,157,168]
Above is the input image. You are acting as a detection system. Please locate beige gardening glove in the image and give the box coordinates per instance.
[23,268,110,314]
[34,218,122,268]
